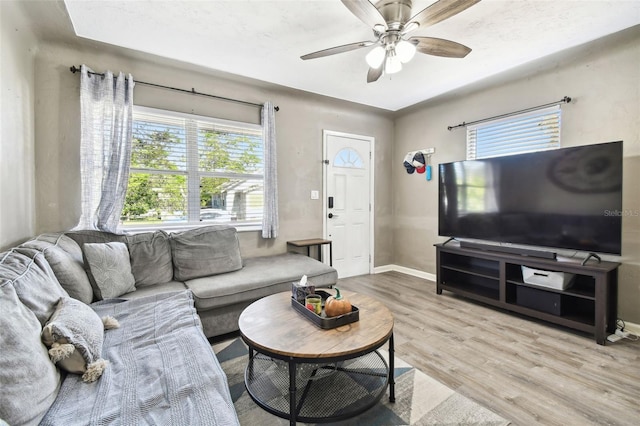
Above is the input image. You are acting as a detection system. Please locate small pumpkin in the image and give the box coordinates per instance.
[324,287,352,317]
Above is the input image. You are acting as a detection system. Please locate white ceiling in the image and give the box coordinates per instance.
[63,0,640,111]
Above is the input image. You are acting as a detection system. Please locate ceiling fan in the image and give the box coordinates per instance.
[301,0,481,83]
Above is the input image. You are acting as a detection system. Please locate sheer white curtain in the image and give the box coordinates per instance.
[76,65,134,232]
[261,101,279,238]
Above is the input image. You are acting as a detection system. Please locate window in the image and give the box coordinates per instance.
[122,106,263,229]
[334,148,364,169]
[467,105,561,160]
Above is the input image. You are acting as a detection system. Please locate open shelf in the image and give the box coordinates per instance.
[439,280,499,301]
[436,243,619,345]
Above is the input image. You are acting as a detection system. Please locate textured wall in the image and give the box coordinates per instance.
[0,2,38,250]
[393,26,640,322]
[32,41,395,265]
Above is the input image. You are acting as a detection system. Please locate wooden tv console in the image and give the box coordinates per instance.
[435,243,620,345]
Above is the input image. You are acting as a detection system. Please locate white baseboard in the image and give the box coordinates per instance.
[621,321,640,337]
[374,264,436,282]
[374,265,640,338]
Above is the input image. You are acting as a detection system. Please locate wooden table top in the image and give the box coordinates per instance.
[286,238,332,247]
[239,290,394,359]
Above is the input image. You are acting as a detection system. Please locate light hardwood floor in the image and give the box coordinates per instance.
[336,271,639,426]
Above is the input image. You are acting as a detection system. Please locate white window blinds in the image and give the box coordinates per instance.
[123,106,263,229]
[467,105,561,160]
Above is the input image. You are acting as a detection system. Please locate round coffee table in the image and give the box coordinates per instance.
[239,290,395,425]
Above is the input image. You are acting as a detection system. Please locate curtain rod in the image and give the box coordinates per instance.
[69,65,279,111]
[447,96,571,131]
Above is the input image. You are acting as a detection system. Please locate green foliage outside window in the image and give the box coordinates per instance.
[122,110,263,227]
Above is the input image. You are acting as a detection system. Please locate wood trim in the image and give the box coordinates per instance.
[374,264,436,282]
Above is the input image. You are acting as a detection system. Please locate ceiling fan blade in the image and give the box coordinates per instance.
[341,0,387,30]
[367,67,383,83]
[407,0,480,29]
[301,41,374,60]
[411,37,472,58]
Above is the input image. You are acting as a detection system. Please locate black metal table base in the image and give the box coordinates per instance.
[245,333,395,425]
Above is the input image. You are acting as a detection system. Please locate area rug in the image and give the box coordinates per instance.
[213,338,510,426]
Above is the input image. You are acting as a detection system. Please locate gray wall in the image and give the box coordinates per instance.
[31,40,395,263]
[393,26,640,323]
[0,1,38,249]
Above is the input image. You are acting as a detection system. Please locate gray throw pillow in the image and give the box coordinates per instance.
[126,230,173,287]
[170,225,243,281]
[0,281,61,425]
[83,242,136,300]
[41,297,111,383]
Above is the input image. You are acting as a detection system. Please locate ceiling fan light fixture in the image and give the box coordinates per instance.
[365,45,386,69]
[384,51,402,74]
[396,39,416,63]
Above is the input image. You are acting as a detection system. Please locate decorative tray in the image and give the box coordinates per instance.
[291,290,359,329]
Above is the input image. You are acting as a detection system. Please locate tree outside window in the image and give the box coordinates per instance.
[122,107,263,229]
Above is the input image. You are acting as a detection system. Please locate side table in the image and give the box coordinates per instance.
[287,238,332,266]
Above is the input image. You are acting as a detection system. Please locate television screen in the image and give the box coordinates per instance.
[438,141,623,254]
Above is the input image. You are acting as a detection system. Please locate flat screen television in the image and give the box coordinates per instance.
[438,141,623,255]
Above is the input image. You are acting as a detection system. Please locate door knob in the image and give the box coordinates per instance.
[328,213,339,218]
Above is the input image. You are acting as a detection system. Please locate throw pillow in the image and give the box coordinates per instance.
[170,225,243,281]
[126,230,173,287]
[41,297,119,383]
[83,242,136,300]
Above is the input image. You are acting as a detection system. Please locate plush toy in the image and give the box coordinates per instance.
[42,296,120,383]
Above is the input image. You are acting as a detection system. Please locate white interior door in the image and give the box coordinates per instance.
[323,131,373,278]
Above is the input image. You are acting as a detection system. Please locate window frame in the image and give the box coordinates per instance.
[123,105,264,232]
[466,105,561,160]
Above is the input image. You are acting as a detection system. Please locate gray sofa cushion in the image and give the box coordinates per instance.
[185,252,337,310]
[170,226,242,281]
[83,242,136,300]
[0,281,61,425]
[0,249,68,326]
[126,231,173,287]
[65,229,127,247]
[19,234,93,304]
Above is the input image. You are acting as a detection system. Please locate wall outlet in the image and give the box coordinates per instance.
[310,190,319,200]
[423,148,435,155]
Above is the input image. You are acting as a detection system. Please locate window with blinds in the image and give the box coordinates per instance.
[466,105,561,160]
[122,106,263,229]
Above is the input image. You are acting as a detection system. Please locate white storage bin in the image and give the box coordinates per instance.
[521,266,575,290]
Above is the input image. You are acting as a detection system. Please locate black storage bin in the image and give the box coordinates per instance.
[516,285,562,316]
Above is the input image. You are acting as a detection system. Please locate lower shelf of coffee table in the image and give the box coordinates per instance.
[245,351,389,423]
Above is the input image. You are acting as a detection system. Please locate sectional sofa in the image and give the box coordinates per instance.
[0,225,337,425]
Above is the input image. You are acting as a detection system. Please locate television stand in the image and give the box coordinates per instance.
[435,243,619,345]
